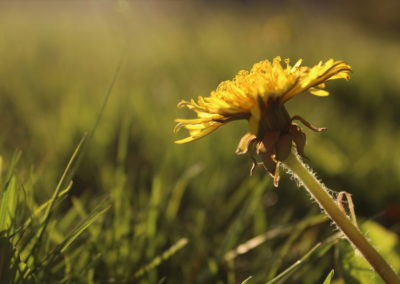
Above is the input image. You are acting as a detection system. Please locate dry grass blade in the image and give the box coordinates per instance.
[225,215,328,262]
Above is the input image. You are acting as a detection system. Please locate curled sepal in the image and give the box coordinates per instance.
[236,133,257,155]
[291,115,327,132]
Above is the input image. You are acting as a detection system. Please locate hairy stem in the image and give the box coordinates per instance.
[283,150,400,284]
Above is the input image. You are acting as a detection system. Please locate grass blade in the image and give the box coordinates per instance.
[57,202,110,254]
[27,200,110,278]
[132,238,189,280]
[0,176,18,234]
[322,269,334,284]
[265,238,336,284]
[241,276,253,284]
[0,151,21,234]
[31,135,86,252]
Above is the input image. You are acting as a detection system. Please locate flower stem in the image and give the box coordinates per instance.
[283,150,400,284]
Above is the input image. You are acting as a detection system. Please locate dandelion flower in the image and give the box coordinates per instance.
[174,57,351,185]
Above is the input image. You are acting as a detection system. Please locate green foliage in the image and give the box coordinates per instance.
[0,2,399,283]
[336,221,400,284]
[323,270,335,284]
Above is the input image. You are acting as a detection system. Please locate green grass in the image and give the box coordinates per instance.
[0,2,400,283]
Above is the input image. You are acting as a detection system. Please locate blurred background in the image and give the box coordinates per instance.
[1,0,400,283]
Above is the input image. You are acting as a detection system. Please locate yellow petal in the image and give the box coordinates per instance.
[309,88,330,97]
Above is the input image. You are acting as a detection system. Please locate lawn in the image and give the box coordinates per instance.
[0,1,400,283]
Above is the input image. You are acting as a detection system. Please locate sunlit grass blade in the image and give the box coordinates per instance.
[267,214,328,279]
[70,196,104,241]
[2,151,21,189]
[265,239,336,284]
[132,238,189,280]
[30,136,87,254]
[18,182,73,235]
[0,176,18,234]
[322,269,334,284]
[0,151,21,234]
[224,215,327,262]
[241,276,253,284]
[25,200,110,279]
[55,201,110,254]
[16,138,85,281]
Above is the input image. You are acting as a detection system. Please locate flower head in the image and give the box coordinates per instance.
[174,57,351,185]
